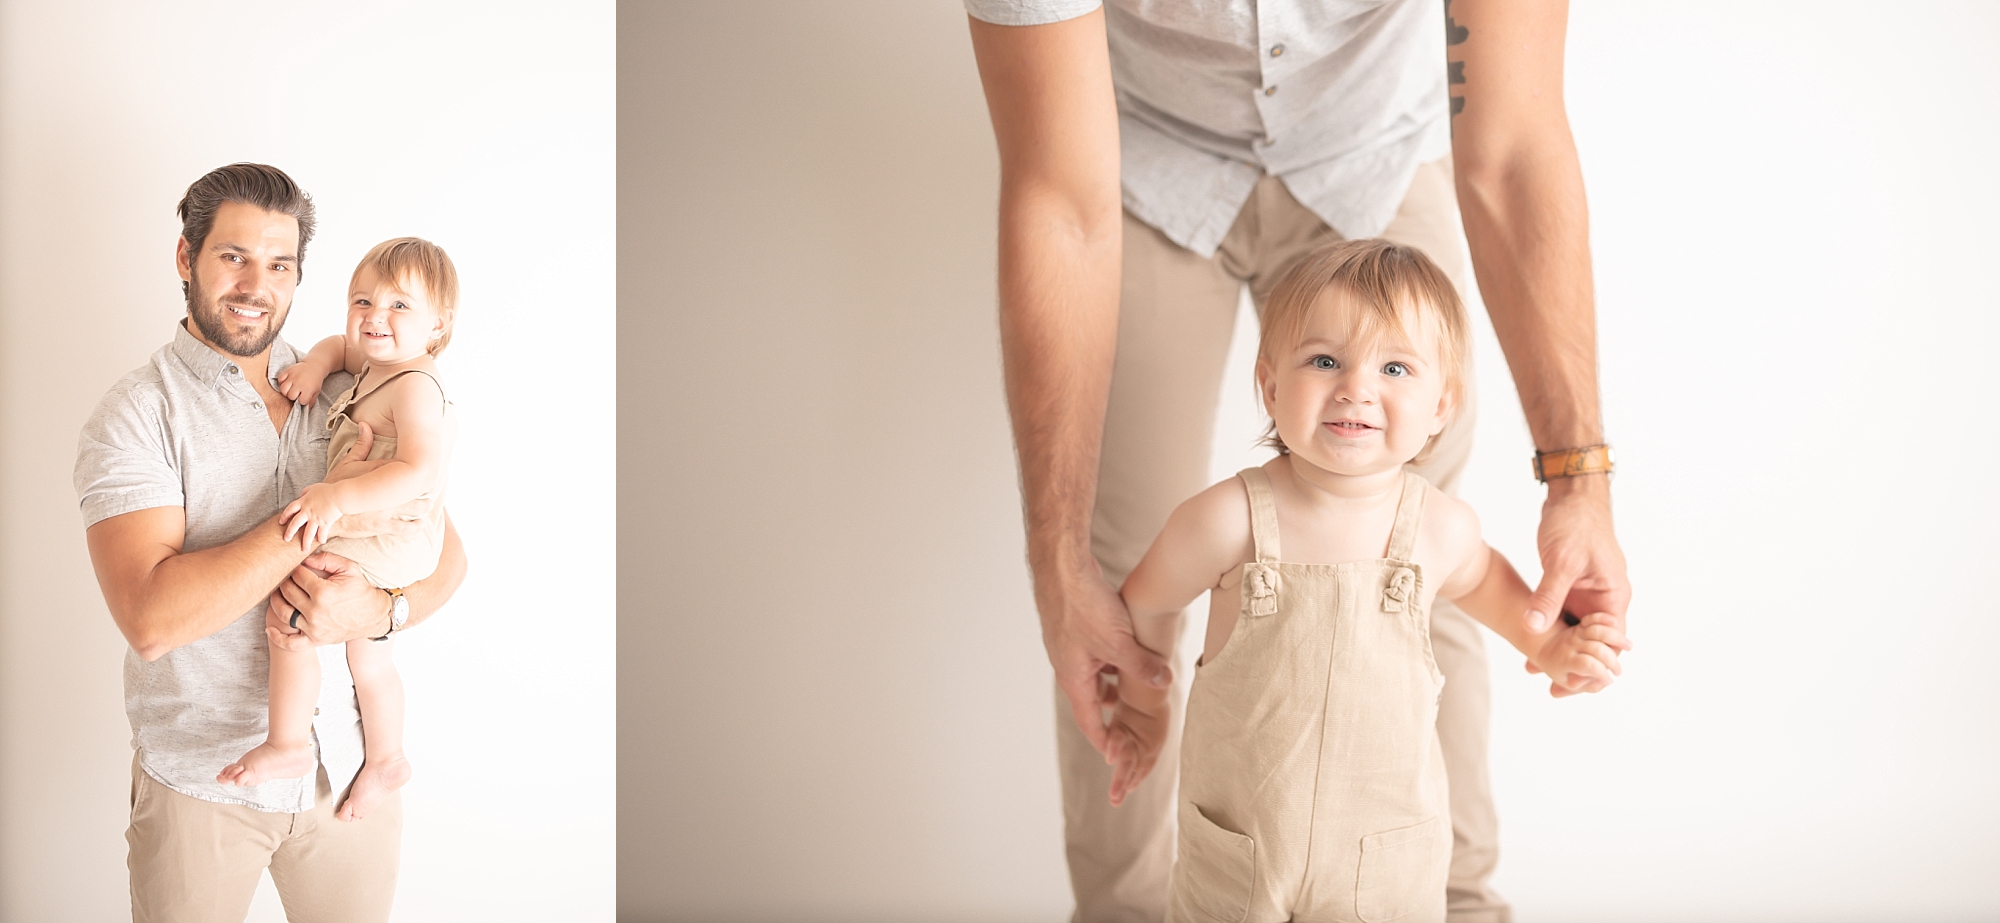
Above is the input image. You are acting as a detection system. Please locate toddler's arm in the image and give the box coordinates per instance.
[275,335,362,405]
[282,371,454,549]
[1104,481,1252,805]
[1442,534,1631,695]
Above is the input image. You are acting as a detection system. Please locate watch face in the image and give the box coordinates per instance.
[391,594,409,629]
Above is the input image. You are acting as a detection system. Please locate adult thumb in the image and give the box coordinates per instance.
[1110,633,1173,689]
[347,423,375,462]
[1526,564,1577,634]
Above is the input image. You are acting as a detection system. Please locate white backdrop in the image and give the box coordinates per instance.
[625,2,2000,921]
[0,3,615,921]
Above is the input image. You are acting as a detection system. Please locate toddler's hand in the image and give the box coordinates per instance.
[1103,683,1171,806]
[1527,611,1631,697]
[281,483,345,551]
[276,362,329,405]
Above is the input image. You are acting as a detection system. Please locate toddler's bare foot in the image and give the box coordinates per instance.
[336,755,412,822]
[217,741,315,786]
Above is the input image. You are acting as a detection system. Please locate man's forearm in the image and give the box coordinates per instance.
[1456,144,1600,452]
[970,11,1125,593]
[89,510,308,660]
[399,514,466,631]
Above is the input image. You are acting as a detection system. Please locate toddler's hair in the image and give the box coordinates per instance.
[1256,238,1469,457]
[354,237,460,357]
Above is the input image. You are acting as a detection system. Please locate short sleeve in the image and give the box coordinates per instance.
[75,381,183,528]
[963,0,1101,27]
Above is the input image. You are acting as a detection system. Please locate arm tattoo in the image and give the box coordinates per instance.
[1445,0,1468,122]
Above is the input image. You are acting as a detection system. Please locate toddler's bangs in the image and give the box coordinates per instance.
[1257,239,1468,402]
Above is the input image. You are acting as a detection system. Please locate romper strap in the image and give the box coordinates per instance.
[1237,467,1281,563]
[348,366,451,415]
[1384,470,1428,562]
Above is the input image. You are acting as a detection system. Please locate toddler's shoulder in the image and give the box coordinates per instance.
[1416,480,1484,566]
[1173,473,1253,532]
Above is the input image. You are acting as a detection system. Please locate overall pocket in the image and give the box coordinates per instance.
[1169,801,1256,923]
[1354,815,1448,923]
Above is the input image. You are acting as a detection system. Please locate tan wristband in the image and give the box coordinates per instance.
[1531,444,1614,483]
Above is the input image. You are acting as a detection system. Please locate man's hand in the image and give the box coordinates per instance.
[1524,475,1630,635]
[1040,561,1171,758]
[264,604,316,652]
[269,553,393,646]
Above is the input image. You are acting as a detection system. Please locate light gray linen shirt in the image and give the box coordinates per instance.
[966,0,1451,256]
[75,322,362,813]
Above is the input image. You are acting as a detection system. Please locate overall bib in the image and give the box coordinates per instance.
[316,367,449,589]
[1169,467,1452,923]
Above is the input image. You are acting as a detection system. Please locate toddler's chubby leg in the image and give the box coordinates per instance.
[338,638,412,823]
[218,629,321,786]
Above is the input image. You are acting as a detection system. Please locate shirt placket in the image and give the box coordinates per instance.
[1254,4,1286,162]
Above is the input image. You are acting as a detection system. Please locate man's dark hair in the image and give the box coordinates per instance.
[176,163,316,298]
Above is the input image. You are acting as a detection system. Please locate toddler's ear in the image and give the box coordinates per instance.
[1429,387,1456,435]
[1256,361,1277,410]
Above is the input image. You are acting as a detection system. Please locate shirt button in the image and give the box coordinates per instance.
[227,366,239,375]
[1270,44,1285,57]
[314,708,321,716]
[1263,85,1277,96]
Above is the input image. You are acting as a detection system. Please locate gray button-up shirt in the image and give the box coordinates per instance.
[75,322,361,813]
[966,0,1450,256]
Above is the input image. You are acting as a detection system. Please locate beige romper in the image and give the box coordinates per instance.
[317,367,449,589]
[1169,467,1452,923]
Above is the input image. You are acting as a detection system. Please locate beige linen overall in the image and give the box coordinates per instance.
[317,367,449,589]
[1170,467,1452,923]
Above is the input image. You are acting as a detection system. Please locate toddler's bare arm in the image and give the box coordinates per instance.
[275,335,350,404]
[1104,480,1253,804]
[283,372,454,547]
[1446,542,1629,695]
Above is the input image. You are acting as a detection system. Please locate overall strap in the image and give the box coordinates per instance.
[1238,467,1282,563]
[349,366,450,415]
[1384,470,1428,562]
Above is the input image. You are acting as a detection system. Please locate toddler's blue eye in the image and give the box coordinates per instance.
[1311,355,1338,370]
[1383,362,1409,377]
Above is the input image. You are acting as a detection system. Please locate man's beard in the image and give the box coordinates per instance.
[186,268,287,358]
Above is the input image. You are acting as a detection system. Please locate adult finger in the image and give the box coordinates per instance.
[302,552,355,578]
[347,422,374,463]
[1060,672,1111,755]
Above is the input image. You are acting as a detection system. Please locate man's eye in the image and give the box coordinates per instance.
[1311,356,1338,370]
[1383,362,1409,377]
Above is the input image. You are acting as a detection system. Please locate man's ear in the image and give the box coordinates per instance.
[175,237,193,283]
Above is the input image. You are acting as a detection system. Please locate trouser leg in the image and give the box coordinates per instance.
[266,765,402,923]
[128,753,277,923]
[1058,209,1243,923]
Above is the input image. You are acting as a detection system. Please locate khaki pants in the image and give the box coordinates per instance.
[127,753,401,923]
[1060,158,1510,923]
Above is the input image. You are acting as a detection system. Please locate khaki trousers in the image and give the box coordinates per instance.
[127,753,401,923]
[1060,158,1510,923]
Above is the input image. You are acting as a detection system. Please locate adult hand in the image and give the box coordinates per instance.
[268,552,393,646]
[1040,560,1171,759]
[1522,475,1630,637]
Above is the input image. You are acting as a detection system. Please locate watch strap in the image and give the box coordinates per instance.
[1532,444,1614,483]
[371,587,407,642]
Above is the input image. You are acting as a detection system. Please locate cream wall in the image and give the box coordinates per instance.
[623,2,2000,921]
[0,2,615,920]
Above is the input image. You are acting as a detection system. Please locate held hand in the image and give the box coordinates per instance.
[1524,476,1632,638]
[275,363,329,404]
[1039,560,1172,758]
[1103,691,1171,806]
[280,483,345,550]
[1527,611,1631,697]
[273,552,393,646]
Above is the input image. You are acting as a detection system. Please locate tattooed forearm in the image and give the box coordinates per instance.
[1445,0,1468,121]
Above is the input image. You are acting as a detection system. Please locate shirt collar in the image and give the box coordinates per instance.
[169,319,300,389]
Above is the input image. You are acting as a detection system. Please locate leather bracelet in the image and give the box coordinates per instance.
[1531,444,1614,483]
